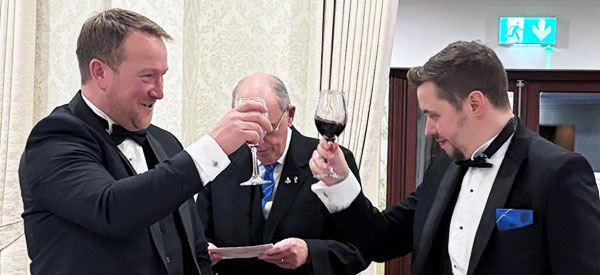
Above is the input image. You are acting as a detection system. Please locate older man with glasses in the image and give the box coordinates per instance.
[195,73,369,275]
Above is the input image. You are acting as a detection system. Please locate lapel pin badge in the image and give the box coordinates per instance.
[293,176,298,184]
[285,177,292,184]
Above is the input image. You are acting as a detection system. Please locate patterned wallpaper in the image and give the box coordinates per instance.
[182,0,313,145]
[34,0,185,139]
[33,0,313,145]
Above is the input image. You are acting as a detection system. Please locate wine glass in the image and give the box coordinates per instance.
[314,90,347,179]
[235,96,271,186]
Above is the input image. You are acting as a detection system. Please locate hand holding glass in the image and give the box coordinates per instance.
[235,97,271,186]
[314,90,347,179]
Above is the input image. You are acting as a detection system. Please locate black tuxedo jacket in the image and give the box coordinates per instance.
[19,92,212,275]
[332,121,600,275]
[196,127,369,275]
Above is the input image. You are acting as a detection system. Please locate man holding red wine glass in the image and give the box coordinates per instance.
[314,90,347,179]
[196,73,369,275]
[309,41,600,274]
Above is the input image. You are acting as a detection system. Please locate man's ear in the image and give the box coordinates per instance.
[89,58,111,90]
[466,90,486,117]
[286,105,296,126]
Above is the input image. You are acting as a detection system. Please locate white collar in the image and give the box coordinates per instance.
[81,93,116,134]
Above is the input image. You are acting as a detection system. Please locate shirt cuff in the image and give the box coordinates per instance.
[310,173,361,213]
[184,135,230,186]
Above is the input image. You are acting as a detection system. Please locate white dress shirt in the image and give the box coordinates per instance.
[448,134,513,275]
[81,94,229,183]
[259,127,292,218]
[312,133,514,275]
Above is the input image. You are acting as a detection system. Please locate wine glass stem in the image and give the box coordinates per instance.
[251,146,260,177]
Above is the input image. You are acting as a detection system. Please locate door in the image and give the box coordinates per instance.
[520,80,600,194]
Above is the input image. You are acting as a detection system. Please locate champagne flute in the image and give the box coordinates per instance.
[314,90,347,179]
[235,96,271,186]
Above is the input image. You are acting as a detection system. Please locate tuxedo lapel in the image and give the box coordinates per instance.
[68,92,138,176]
[467,127,529,275]
[147,133,202,272]
[144,132,172,271]
[413,163,466,274]
[262,128,312,242]
[148,223,169,269]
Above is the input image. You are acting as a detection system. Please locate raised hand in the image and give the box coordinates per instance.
[309,138,349,186]
[209,101,272,155]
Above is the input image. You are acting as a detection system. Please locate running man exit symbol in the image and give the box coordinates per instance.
[499,17,556,45]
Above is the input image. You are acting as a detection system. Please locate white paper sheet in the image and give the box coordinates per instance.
[209,244,274,259]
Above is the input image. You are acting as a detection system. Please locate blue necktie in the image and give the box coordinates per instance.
[261,163,278,209]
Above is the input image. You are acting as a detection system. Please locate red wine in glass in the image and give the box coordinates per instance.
[314,90,347,179]
[315,117,346,142]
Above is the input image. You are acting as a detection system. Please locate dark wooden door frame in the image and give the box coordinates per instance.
[386,69,600,275]
[386,69,416,275]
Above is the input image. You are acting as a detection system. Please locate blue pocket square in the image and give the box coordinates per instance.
[495,208,533,232]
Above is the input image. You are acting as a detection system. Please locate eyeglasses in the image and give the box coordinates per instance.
[267,110,288,135]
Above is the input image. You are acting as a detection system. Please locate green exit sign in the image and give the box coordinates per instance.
[499,17,556,45]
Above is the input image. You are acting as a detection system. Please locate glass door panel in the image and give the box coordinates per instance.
[539,92,600,193]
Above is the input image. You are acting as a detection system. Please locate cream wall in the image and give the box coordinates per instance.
[391,0,600,69]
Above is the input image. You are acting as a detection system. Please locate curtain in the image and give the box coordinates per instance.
[307,1,398,273]
[0,0,36,273]
[308,0,397,201]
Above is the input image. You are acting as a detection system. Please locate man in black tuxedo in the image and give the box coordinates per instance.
[19,9,271,275]
[309,41,600,274]
[195,73,369,275]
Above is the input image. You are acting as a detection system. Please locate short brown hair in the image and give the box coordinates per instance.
[76,8,172,84]
[407,40,509,110]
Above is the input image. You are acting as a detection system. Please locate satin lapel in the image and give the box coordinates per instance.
[145,132,174,271]
[412,163,466,274]
[148,133,201,272]
[149,223,169,269]
[178,202,202,272]
[467,134,528,275]
[67,92,137,176]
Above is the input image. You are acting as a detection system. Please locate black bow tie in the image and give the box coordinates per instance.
[91,111,147,146]
[455,156,493,168]
[455,117,518,168]
[111,124,147,146]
